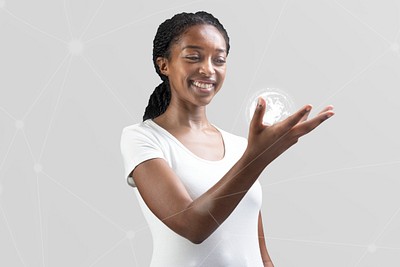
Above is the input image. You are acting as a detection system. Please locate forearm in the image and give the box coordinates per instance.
[178,149,267,243]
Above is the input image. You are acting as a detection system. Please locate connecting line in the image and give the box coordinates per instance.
[41,171,128,234]
[211,127,296,197]
[127,238,139,267]
[207,210,242,267]
[263,160,400,187]
[196,239,224,267]
[212,189,251,201]
[63,0,73,39]
[35,173,46,267]
[82,55,136,121]
[158,204,196,223]
[128,223,151,236]
[316,47,390,110]
[0,106,17,121]
[38,56,73,162]
[333,0,393,45]
[375,246,400,251]
[268,236,367,248]
[0,205,27,266]
[153,128,297,225]
[22,54,70,121]
[3,8,67,45]
[230,0,290,133]
[353,205,400,267]
[88,236,127,267]
[208,210,221,227]
[84,0,206,44]
[78,0,106,40]
[0,130,18,175]
[21,129,36,162]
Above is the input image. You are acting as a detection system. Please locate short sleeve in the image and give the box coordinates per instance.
[120,124,165,187]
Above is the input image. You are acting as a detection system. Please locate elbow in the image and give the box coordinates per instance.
[179,220,210,244]
[191,239,204,245]
[172,208,216,244]
[185,231,208,244]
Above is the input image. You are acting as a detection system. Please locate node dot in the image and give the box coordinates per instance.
[126,230,135,240]
[15,120,24,129]
[68,39,84,55]
[367,243,377,253]
[34,163,43,173]
[188,260,198,267]
[391,43,399,52]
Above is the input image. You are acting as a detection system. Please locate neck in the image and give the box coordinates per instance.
[155,100,211,130]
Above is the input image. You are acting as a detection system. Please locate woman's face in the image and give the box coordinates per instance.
[158,24,227,107]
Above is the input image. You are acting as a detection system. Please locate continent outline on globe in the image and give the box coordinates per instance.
[246,88,295,126]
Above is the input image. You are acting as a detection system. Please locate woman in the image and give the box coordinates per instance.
[121,11,334,267]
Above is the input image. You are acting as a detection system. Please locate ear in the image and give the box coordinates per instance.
[156,57,169,76]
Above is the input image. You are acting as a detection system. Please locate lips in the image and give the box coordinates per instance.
[190,80,216,92]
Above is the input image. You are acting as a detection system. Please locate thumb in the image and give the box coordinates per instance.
[250,97,266,129]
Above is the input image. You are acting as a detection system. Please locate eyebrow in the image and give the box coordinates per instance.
[182,45,226,53]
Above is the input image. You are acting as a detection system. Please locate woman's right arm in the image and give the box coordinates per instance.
[132,98,334,244]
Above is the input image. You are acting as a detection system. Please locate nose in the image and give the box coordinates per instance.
[199,58,215,76]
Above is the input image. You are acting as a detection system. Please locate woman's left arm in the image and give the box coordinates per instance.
[258,211,274,267]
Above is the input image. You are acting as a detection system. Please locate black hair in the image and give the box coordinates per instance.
[142,11,230,121]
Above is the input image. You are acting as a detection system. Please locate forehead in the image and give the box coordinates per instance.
[174,24,227,52]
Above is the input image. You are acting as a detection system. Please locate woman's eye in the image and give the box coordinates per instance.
[215,58,226,64]
[185,56,200,61]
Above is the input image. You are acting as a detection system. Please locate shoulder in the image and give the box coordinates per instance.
[120,120,167,183]
[120,120,162,150]
[121,120,159,140]
[121,121,149,136]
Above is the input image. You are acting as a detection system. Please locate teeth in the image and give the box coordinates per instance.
[192,81,214,89]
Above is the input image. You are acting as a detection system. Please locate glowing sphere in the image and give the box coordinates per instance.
[246,88,294,125]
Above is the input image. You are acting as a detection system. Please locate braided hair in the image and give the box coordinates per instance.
[142,11,230,121]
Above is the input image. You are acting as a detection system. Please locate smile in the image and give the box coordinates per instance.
[191,80,215,90]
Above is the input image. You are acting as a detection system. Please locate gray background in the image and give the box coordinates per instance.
[1,0,399,266]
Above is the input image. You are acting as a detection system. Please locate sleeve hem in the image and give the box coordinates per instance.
[124,155,165,187]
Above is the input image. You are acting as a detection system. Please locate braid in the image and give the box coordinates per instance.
[142,81,171,121]
[142,11,230,121]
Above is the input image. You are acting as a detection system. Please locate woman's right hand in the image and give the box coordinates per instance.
[246,97,334,167]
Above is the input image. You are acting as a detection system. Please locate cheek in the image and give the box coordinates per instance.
[217,64,227,73]
[217,67,226,80]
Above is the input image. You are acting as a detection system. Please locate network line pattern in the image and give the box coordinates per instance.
[0,0,399,266]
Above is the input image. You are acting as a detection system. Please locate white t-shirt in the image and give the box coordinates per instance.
[120,119,264,267]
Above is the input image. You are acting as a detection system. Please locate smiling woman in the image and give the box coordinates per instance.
[120,11,334,267]
[155,24,226,107]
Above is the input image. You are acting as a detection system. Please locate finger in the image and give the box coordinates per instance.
[299,109,311,122]
[318,105,334,115]
[295,110,335,136]
[301,105,333,123]
[278,104,312,132]
[250,97,267,129]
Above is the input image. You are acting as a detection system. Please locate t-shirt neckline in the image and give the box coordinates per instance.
[146,119,227,163]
